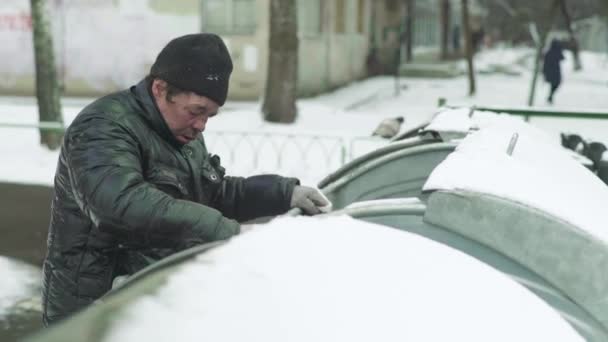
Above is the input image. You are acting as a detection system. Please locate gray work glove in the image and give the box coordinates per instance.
[290,186,331,215]
[239,224,254,234]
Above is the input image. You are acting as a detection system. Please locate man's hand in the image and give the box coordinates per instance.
[290,186,331,215]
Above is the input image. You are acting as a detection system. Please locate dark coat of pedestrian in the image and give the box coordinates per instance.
[542,39,565,103]
[42,33,329,325]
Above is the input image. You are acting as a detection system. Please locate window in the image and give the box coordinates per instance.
[202,0,256,35]
[297,0,321,36]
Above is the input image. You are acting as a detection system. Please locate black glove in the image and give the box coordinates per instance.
[290,186,331,215]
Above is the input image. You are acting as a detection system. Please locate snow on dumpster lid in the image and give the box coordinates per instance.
[425,108,593,166]
[423,116,608,242]
[103,216,581,342]
[426,107,528,136]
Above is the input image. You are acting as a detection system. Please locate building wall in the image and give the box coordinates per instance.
[208,0,270,100]
[371,0,405,72]
[577,16,608,53]
[0,0,200,96]
[323,0,370,90]
[0,0,35,94]
[225,0,371,98]
[0,0,371,99]
[413,0,440,47]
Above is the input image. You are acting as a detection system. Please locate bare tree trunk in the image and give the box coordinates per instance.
[528,23,543,107]
[440,0,450,60]
[395,1,408,96]
[262,0,298,123]
[528,0,560,106]
[461,0,476,95]
[30,0,63,149]
[405,0,414,62]
[558,0,582,70]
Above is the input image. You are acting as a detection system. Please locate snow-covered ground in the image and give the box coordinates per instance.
[0,257,40,318]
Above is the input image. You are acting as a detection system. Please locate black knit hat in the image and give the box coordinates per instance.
[150,33,233,106]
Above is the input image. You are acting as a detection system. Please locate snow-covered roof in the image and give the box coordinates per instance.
[423,111,608,242]
[103,216,580,342]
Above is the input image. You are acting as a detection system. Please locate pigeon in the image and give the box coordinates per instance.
[560,133,586,153]
[583,141,607,170]
[372,116,404,139]
[596,158,608,185]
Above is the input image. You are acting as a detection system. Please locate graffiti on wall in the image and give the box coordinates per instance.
[0,12,31,31]
[0,0,36,88]
[0,0,199,94]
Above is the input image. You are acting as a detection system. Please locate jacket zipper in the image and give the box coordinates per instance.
[181,146,204,203]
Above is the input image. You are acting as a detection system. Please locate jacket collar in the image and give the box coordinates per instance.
[132,78,183,148]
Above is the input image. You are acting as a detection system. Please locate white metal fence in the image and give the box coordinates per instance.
[0,122,386,185]
[205,130,385,184]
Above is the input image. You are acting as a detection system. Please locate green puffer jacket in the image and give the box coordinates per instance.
[42,79,299,325]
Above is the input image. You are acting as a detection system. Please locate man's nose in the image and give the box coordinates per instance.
[193,116,207,132]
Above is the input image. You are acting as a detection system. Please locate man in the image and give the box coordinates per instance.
[42,33,328,325]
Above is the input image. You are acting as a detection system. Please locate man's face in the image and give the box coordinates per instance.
[152,79,220,145]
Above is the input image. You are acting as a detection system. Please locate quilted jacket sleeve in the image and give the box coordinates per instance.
[206,155,300,222]
[65,117,240,248]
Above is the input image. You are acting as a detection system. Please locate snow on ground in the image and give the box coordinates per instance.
[0,257,40,318]
[102,215,581,342]
[0,47,606,186]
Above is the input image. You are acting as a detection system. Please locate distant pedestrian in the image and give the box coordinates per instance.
[452,25,461,52]
[471,26,485,53]
[366,47,383,76]
[542,39,565,104]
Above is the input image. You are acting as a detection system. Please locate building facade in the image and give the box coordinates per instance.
[0,0,376,100]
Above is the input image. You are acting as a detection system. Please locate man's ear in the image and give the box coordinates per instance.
[151,79,167,100]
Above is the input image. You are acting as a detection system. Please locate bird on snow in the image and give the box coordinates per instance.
[560,133,586,153]
[372,116,404,139]
[584,141,607,170]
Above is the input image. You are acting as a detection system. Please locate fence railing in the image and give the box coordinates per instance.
[440,103,608,152]
[461,105,608,122]
[0,121,65,132]
[0,121,385,184]
[440,101,608,122]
